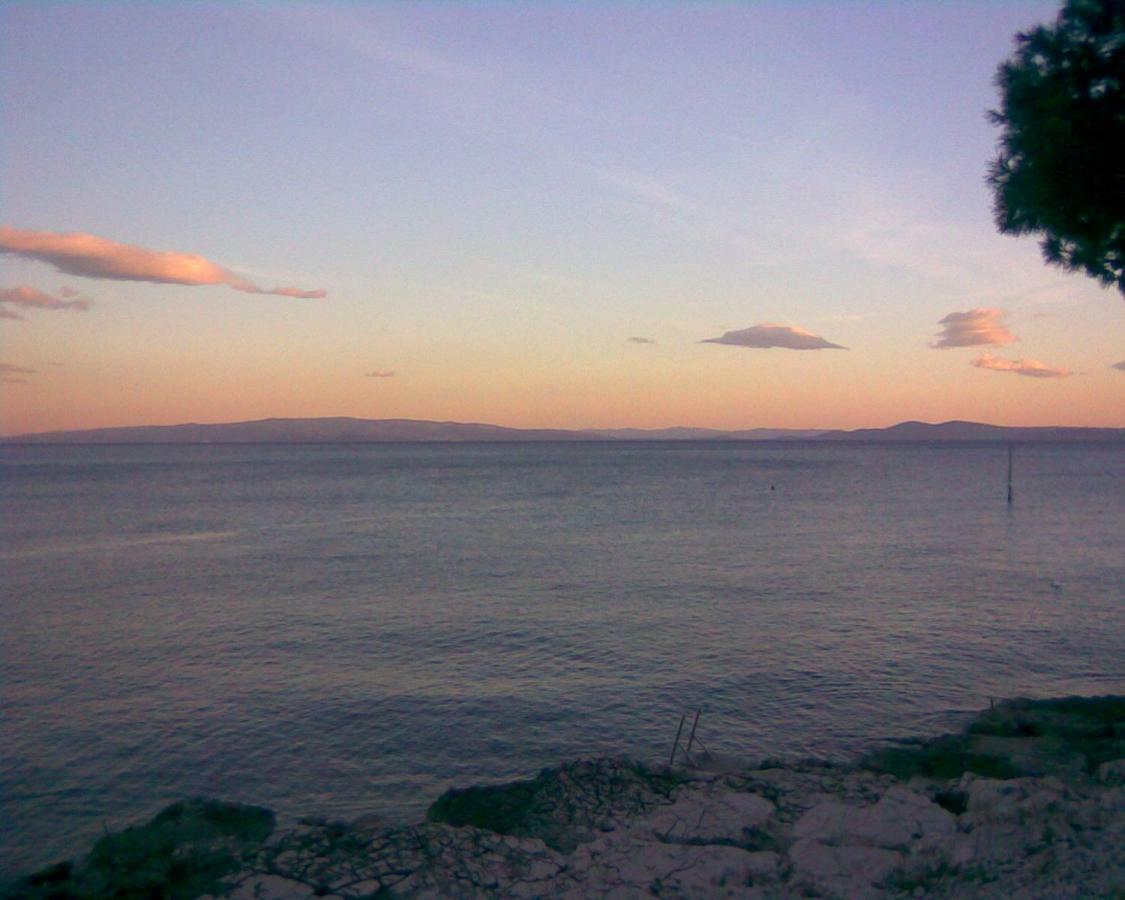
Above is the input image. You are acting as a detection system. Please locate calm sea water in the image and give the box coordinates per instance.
[1,441,1123,876]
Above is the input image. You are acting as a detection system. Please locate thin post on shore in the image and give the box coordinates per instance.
[669,714,686,766]
[684,710,701,762]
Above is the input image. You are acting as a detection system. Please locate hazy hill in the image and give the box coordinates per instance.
[814,420,1124,442]
[0,417,595,444]
[588,427,826,440]
[0,418,826,444]
[1,417,1120,444]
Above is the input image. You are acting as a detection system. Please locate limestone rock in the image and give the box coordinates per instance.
[790,838,904,894]
[641,784,775,844]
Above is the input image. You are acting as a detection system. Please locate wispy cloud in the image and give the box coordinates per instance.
[591,167,694,216]
[842,218,980,282]
[702,323,846,351]
[264,4,478,86]
[971,353,1073,379]
[627,336,656,345]
[0,285,93,320]
[1,362,38,384]
[0,226,326,298]
[584,164,793,261]
[262,7,785,267]
[832,176,1096,306]
[365,370,396,378]
[1113,361,1125,371]
[932,308,1016,349]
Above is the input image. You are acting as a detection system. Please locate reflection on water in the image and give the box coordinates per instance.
[0,530,240,561]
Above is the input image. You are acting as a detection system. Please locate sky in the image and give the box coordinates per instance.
[1,1,1122,436]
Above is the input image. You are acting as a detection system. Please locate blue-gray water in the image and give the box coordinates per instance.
[1,440,1123,876]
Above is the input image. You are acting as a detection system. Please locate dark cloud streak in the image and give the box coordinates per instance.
[702,323,846,350]
[0,285,92,318]
[1,362,38,384]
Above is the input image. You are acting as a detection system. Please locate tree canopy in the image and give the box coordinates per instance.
[988,0,1125,294]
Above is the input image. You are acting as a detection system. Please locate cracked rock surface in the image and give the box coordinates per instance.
[208,755,1122,899]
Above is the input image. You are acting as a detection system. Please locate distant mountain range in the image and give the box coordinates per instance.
[811,420,1124,442]
[2,417,1121,444]
[589,426,826,441]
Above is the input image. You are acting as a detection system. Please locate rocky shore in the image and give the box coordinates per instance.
[7,696,1123,899]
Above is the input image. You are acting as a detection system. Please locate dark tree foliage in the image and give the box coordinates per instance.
[988,0,1125,294]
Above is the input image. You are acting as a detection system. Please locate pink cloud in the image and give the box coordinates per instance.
[1113,360,1125,371]
[0,285,93,319]
[0,226,326,298]
[702,323,846,350]
[365,370,396,378]
[971,353,1073,378]
[932,308,1016,348]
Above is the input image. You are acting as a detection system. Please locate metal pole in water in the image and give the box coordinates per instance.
[1007,444,1014,505]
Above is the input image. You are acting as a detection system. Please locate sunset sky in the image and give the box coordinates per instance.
[2,1,1122,436]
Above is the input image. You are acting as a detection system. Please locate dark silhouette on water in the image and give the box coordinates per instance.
[1007,444,1014,505]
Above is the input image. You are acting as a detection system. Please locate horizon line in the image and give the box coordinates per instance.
[3,415,1124,444]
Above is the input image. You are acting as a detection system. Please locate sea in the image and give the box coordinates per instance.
[1,440,1123,877]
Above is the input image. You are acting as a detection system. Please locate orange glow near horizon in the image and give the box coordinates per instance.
[3,333,1122,437]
